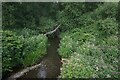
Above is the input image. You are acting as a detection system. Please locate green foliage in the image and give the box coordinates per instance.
[79,12,95,27]
[2,2,119,78]
[58,36,73,58]
[2,30,48,73]
[13,28,39,38]
[76,42,102,58]
[59,28,96,54]
[74,17,118,39]
[2,30,23,72]
[39,17,55,33]
[105,36,118,46]
[92,3,118,20]
[59,29,119,77]
[116,2,120,23]
[22,34,47,67]
[2,3,59,33]
[58,11,118,77]
[57,2,102,31]
[96,18,118,37]
[84,2,101,12]
[77,3,118,29]
[59,30,119,78]
[71,29,96,45]
[60,53,96,78]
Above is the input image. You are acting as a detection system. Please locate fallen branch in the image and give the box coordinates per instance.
[45,24,61,35]
[8,63,42,79]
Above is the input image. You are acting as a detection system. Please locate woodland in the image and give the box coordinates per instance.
[2,2,120,78]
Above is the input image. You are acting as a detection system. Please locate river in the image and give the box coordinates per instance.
[20,36,62,78]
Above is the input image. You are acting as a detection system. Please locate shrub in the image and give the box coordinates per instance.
[2,30,48,73]
[79,12,95,27]
[14,28,39,38]
[60,53,96,78]
[58,36,73,58]
[58,2,118,78]
[96,18,118,37]
[39,17,55,33]
[58,27,118,78]
[22,34,47,67]
[58,28,96,58]
[97,36,118,68]
[116,2,120,23]
[104,46,118,65]
[76,42,102,58]
[2,30,23,73]
[71,30,96,45]
[92,3,118,20]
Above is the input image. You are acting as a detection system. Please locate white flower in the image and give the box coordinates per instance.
[96,67,99,71]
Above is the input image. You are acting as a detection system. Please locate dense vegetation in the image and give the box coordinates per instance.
[2,2,119,78]
[2,3,49,76]
[2,30,47,74]
[58,3,119,78]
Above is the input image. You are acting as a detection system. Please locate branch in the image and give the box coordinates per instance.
[8,63,42,79]
[45,24,60,35]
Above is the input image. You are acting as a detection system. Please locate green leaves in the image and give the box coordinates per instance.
[60,53,96,78]
[2,2,119,78]
[97,18,118,37]
[39,17,55,33]
[116,2,120,23]
[92,3,117,20]
[2,30,23,73]
[2,30,48,73]
[22,34,47,67]
[58,36,73,58]
[2,3,59,33]
[58,2,118,78]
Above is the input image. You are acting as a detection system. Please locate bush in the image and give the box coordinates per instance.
[97,36,118,68]
[59,40,119,78]
[58,36,73,58]
[14,28,39,38]
[92,3,117,20]
[22,34,47,67]
[60,53,96,78]
[58,28,97,58]
[71,30,96,45]
[79,12,95,27]
[58,27,118,78]
[2,30,48,73]
[39,17,55,33]
[116,2,120,23]
[76,42,102,58]
[2,30,23,73]
[96,18,118,37]
[58,2,118,78]
[77,41,118,78]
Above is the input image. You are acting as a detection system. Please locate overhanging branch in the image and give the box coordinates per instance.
[45,24,61,35]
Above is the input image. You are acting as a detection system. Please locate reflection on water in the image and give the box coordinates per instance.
[21,37,62,78]
[37,65,46,78]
